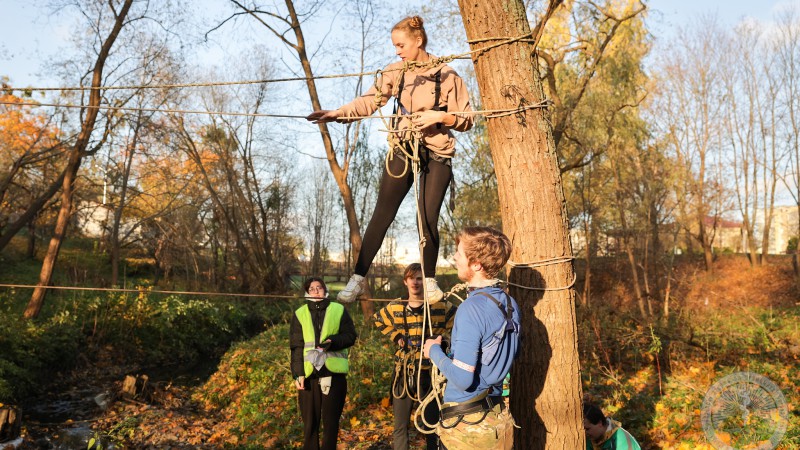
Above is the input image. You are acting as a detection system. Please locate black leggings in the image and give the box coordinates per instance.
[355,147,452,278]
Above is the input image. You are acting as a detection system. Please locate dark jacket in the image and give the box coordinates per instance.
[290,298,357,379]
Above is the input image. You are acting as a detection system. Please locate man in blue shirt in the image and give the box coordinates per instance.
[423,226,520,449]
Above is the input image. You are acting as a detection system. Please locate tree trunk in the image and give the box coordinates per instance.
[26,218,36,259]
[26,154,82,318]
[582,216,591,307]
[111,135,138,286]
[698,220,714,272]
[279,0,373,318]
[457,1,583,448]
[624,244,648,319]
[24,0,134,320]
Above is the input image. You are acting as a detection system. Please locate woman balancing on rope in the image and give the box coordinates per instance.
[306,16,474,303]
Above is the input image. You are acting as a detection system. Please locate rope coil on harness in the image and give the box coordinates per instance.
[392,349,420,401]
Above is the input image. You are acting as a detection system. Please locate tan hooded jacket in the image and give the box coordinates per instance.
[337,58,473,158]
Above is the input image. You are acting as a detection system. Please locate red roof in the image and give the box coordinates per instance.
[703,216,742,229]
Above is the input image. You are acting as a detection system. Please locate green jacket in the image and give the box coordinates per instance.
[586,420,641,450]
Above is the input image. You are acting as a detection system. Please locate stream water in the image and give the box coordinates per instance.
[16,358,220,449]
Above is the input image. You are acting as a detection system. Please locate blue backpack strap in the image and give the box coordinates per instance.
[475,291,517,333]
[474,292,519,367]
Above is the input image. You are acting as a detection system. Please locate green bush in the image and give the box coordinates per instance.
[0,288,283,402]
[0,298,82,402]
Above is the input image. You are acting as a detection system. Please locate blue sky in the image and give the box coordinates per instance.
[1,0,798,257]
[2,0,799,88]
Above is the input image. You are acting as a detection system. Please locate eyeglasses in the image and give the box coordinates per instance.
[307,286,325,292]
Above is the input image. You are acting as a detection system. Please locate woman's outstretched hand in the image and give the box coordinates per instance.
[306,109,341,124]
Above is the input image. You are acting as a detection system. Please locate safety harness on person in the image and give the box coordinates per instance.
[388,67,457,210]
[388,67,444,154]
[439,291,519,428]
[392,304,434,401]
[296,302,349,378]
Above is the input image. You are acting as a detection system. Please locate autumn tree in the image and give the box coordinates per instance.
[652,15,729,272]
[536,0,646,173]
[25,0,138,319]
[456,0,583,448]
[134,151,204,286]
[774,7,800,284]
[214,0,390,315]
[102,34,185,286]
[167,50,299,293]
[0,91,65,254]
[551,0,652,309]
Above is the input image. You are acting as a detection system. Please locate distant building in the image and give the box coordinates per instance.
[74,201,140,241]
[75,201,112,238]
[753,206,800,254]
[703,216,745,253]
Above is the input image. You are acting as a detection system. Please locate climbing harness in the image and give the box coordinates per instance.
[391,305,428,402]
[438,389,507,429]
[392,349,419,400]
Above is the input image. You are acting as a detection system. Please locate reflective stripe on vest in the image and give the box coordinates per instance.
[295,302,349,377]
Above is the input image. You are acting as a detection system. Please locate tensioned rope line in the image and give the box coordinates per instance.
[1,32,532,94]
[0,283,411,303]
[0,99,550,120]
[508,256,574,268]
[505,273,577,292]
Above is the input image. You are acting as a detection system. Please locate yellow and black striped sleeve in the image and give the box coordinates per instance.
[373,301,404,344]
[432,301,457,338]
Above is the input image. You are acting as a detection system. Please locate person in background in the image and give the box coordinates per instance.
[290,277,357,450]
[373,263,456,450]
[306,15,474,305]
[584,403,642,450]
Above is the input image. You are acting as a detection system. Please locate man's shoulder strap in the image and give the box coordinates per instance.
[474,291,513,320]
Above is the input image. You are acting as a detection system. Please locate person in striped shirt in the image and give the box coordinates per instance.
[373,263,456,450]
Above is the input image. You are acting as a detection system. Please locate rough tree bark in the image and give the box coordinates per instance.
[24,0,134,319]
[456,1,583,448]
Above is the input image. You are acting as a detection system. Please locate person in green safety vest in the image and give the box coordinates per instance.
[290,277,357,450]
[584,403,642,450]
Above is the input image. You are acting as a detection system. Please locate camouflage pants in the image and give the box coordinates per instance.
[436,404,515,449]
